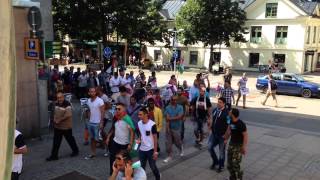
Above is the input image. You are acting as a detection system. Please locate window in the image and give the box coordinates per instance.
[266,3,278,18]
[313,26,317,43]
[189,51,198,65]
[251,26,262,43]
[274,54,285,64]
[213,52,221,63]
[307,26,311,44]
[154,50,161,61]
[275,26,288,44]
[249,53,259,68]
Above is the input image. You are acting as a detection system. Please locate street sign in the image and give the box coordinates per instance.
[173,51,178,59]
[104,47,112,58]
[24,38,40,60]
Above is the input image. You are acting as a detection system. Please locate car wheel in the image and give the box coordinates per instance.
[301,89,312,98]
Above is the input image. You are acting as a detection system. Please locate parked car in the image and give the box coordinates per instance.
[256,73,320,98]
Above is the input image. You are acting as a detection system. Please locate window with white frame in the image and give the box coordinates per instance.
[250,26,262,43]
[275,26,288,44]
[266,3,278,18]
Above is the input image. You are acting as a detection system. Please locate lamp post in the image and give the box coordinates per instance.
[168,28,184,73]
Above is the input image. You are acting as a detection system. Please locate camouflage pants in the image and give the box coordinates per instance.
[227,144,243,180]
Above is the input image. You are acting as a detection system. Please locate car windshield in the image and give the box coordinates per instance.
[294,75,305,82]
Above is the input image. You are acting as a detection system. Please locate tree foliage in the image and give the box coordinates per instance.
[176,0,247,51]
[52,0,166,45]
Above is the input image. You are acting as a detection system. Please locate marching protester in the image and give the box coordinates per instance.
[106,103,135,175]
[147,98,163,153]
[176,87,189,143]
[109,150,147,180]
[220,81,235,111]
[110,72,121,101]
[137,108,161,180]
[224,108,248,180]
[12,127,28,180]
[208,97,229,173]
[127,96,142,130]
[46,92,79,161]
[163,96,184,163]
[190,87,212,148]
[85,88,105,160]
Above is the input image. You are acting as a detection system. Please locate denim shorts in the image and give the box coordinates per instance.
[87,122,100,141]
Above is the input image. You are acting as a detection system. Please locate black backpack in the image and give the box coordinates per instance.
[270,80,278,90]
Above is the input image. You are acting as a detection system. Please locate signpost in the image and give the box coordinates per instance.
[24,38,40,60]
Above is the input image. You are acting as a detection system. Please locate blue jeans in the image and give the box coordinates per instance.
[87,122,99,141]
[139,149,160,180]
[208,134,226,168]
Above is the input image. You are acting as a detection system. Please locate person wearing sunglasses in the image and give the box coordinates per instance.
[106,103,135,175]
[109,150,146,180]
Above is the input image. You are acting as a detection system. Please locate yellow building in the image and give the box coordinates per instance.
[146,0,320,74]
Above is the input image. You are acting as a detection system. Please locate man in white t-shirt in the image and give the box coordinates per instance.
[85,87,105,160]
[109,72,121,101]
[137,108,160,180]
[78,71,88,98]
[12,129,28,180]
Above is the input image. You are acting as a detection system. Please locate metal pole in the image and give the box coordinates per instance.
[174,31,177,73]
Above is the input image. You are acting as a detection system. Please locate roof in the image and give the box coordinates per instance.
[289,0,318,15]
[160,0,186,20]
[243,0,319,15]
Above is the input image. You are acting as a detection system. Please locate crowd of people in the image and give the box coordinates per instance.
[13,66,252,180]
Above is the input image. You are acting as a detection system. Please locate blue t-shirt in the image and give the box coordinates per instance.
[165,104,183,130]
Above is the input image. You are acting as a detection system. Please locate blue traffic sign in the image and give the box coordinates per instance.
[173,51,178,59]
[103,47,112,58]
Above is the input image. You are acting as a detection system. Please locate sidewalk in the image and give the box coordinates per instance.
[19,108,320,180]
[159,123,320,180]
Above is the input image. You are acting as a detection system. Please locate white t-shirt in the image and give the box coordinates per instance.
[120,77,131,86]
[109,76,121,93]
[138,120,157,151]
[12,130,26,173]
[87,97,104,123]
[114,120,131,145]
[78,74,88,87]
[116,167,146,180]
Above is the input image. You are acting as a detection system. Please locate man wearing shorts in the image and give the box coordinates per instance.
[85,87,105,159]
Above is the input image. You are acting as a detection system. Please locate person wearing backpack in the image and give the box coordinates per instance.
[262,74,278,107]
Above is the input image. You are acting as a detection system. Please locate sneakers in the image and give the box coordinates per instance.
[180,146,184,157]
[84,154,96,160]
[46,156,58,161]
[104,152,109,157]
[163,156,172,163]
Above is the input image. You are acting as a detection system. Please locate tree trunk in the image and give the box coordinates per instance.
[209,44,214,72]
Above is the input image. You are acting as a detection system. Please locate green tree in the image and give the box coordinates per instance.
[176,0,247,70]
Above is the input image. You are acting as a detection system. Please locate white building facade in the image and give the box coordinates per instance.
[146,0,320,74]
